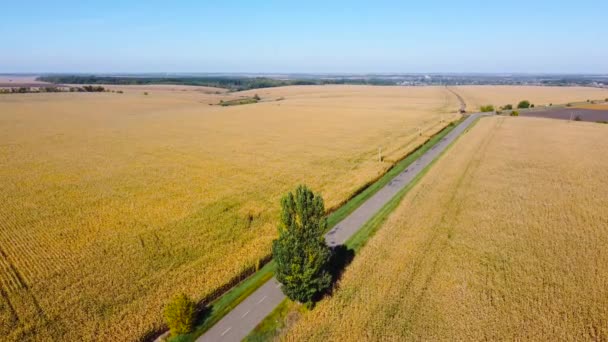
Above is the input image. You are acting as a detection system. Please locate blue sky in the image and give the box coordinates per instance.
[1,1,607,73]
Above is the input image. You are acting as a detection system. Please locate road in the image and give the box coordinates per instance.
[197,113,484,342]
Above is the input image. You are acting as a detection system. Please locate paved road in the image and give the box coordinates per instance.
[198,113,484,342]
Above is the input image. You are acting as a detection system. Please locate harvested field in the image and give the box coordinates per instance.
[575,103,608,110]
[0,85,459,340]
[521,107,608,122]
[452,85,608,111]
[285,116,608,341]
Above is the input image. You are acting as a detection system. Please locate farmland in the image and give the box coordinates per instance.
[452,85,608,111]
[284,116,608,340]
[0,85,459,340]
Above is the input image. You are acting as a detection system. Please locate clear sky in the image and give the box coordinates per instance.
[1,0,607,73]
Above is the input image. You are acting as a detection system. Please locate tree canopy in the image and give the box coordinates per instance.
[272,185,332,306]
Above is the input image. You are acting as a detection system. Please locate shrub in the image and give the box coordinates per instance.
[530,104,535,108]
[502,104,513,110]
[480,105,495,112]
[144,92,149,96]
[517,100,531,109]
[605,98,608,102]
[117,90,124,94]
[510,110,519,116]
[566,103,572,107]
[273,185,332,307]
[253,93,261,101]
[164,293,196,335]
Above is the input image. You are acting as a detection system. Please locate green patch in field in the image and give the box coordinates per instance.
[218,97,259,106]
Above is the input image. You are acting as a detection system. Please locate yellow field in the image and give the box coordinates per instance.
[575,103,608,110]
[0,85,458,340]
[452,85,608,111]
[285,116,608,340]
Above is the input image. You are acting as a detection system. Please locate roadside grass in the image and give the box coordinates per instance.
[243,299,306,342]
[168,262,276,342]
[244,116,481,341]
[166,116,466,341]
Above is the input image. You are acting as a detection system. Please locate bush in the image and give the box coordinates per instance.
[480,105,495,112]
[531,104,535,108]
[502,104,513,110]
[117,90,124,94]
[144,92,149,96]
[273,185,332,307]
[164,293,196,335]
[253,93,261,101]
[510,110,519,116]
[517,100,531,109]
[566,103,572,107]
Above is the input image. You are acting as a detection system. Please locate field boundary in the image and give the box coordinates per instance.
[152,115,466,342]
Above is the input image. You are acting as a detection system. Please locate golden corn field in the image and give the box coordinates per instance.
[452,85,608,111]
[0,85,459,340]
[284,116,608,341]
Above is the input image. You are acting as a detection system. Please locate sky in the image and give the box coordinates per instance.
[1,0,607,74]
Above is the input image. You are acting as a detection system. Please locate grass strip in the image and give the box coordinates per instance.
[167,117,466,341]
[168,262,276,342]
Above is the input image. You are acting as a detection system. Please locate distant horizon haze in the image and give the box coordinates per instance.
[1,1,607,73]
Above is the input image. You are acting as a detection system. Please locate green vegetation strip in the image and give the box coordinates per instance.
[219,97,259,106]
[244,116,482,341]
[167,117,465,341]
[169,262,276,342]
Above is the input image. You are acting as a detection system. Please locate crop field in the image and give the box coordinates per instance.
[452,85,608,111]
[521,107,608,122]
[0,85,459,340]
[285,116,608,340]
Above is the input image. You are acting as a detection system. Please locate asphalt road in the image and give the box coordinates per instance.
[197,113,484,342]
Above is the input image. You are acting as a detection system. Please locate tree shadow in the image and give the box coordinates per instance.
[193,303,212,327]
[326,244,355,295]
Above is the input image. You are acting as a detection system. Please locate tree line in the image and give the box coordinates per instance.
[0,86,106,94]
[37,75,396,91]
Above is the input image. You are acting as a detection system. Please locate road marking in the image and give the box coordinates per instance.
[257,295,267,304]
[241,310,250,318]
[221,327,232,336]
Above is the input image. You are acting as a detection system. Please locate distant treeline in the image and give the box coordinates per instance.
[0,85,106,94]
[37,75,395,91]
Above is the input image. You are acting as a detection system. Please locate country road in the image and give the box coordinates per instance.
[196,112,485,342]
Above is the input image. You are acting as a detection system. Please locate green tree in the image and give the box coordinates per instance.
[503,104,513,110]
[480,104,494,112]
[164,293,196,335]
[272,185,332,307]
[517,100,531,109]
